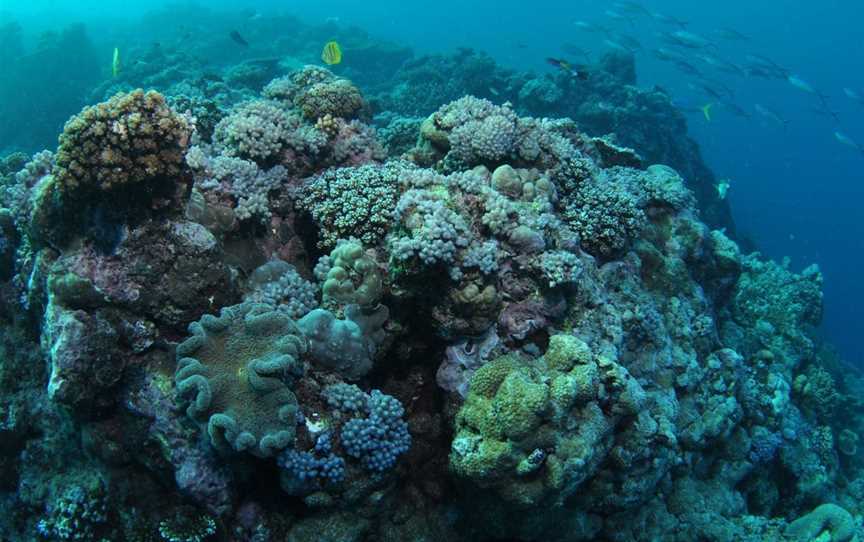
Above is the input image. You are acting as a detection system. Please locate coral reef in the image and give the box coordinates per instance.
[0,19,861,542]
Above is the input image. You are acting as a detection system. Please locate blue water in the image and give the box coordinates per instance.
[2,0,862,365]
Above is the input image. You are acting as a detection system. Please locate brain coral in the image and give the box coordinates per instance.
[53,89,190,192]
[175,303,308,457]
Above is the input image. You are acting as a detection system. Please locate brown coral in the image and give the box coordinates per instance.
[53,89,190,192]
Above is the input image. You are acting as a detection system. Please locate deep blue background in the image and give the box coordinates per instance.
[4,0,863,363]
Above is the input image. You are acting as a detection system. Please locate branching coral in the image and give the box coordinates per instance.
[175,303,307,457]
[244,259,318,319]
[212,100,307,164]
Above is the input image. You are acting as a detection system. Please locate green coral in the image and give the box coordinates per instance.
[175,303,307,457]
[450,335,645,507]
[319,239,383,308]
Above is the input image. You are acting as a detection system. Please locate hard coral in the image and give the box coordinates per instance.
[298,162,407,249]
[54,89,189,192]
[297,79,365,121]
[175,303,307,457]
[451,335,645,507]
[213,100,303,165]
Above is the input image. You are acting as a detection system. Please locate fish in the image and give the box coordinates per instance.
[546,58,589,80]
[754,104,789,129]
[605,10,634,26]
[649,12,689,29]
[229,30,249,47]
[715,28,751,41]
[843,87,864,104]
[321,41,342,65]
[603,39,633,54]
[111,47,120,77]
[834,132,864,154]
[745,54,788,78]
[715,180,731,200]
[698,54,745,76]
[701,103,713,122]
[699,84,726,102]
[613,1,651,15]
[667,30,715,49]
[573,20,610,35]
[651,47,687,63]
[811,103,840,123]
[720,101,752,120]
[612,34,643,51]
[697,78,736,99]
[787,74,818,94]
[674,60,701,77]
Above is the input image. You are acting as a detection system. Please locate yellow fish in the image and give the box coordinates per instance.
[321,41,342,65]
[112,47,120,77]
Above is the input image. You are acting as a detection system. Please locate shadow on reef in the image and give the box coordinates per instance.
[0,8,861,542]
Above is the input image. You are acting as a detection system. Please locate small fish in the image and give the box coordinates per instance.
[321,41,343,65]
[229,30,249,47]
[754,104,789,129]
[745,54,788,78]
[715,28,751,41]
[112,46,120,77]
[834,132,864,155]
[613,34,643,51]
[721,101,752,120]
[787,74,818,94]
[615,1,653,17]
[488,87,500,97]
[701,103,713,122]
[573,20,610,35]
[715,180,731,200]
[545,58,589,80]
[843,87,864,104]
[698,54,745,76]
[649,12,688,29]
[674,60,701,76]
[605,10,634,26]
[668,30,715,49]
[699,83,726,101]
[604,39,632,53]
[811,103,840,123]
[651,47,687,63]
